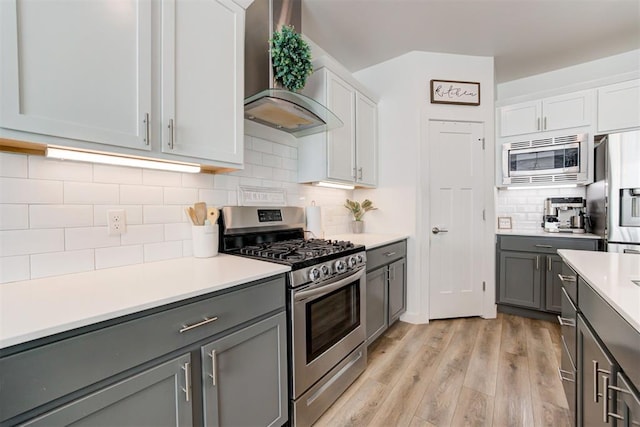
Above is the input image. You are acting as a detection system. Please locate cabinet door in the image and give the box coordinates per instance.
[542,90,592,132]
[545,254,564,313]
[499,100,541,136]
[578,315,616,427]
[597,79,640,133]
[355,92,378,187]
[366,267,387,344]
[388,258,406,325]
[498,251,542,309]
[0,0,152,150]
[326,71,356,182]
[162,0,244,164]
[615,372,640,427]
[23,354,192,426]
[201,312,287,427]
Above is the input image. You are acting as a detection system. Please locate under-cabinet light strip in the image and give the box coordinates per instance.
[313,181,355,190]
[46,147,201,173]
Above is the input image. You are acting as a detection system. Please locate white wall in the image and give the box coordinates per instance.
[0,134,353,283]
[353,51,496,323]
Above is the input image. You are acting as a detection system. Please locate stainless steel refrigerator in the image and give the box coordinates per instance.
[586,130,640,254]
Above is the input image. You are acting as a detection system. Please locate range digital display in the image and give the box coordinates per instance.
[257,209,283,222]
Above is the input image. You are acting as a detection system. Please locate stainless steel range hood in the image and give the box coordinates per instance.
[244,0,342,137]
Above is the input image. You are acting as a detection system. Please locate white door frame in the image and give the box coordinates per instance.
[416,117,497,322]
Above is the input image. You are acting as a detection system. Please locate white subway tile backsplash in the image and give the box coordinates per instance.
[65,227,120,250]
[120,224,164,245]
[181,173,215,189]
[251,165,273,180]
[272,143,290,159]
[31,249,94,279]
[0,205,29,230]
[163,187,198,205]
[29,157,93,182]
[0,178,63,204]
[30,205,93,229]
[64,182,119,204]
[0,229,64,256]
[142,169,182,187]
[143,205,183,224]
[213,174,240,191]
[262,154,283,169]
[164,222,191,241]
[282,157,297,171]
[0,255,30,283]
[252,138,273,154]
[245,150,262,165]
[120,185,163,205]
[93,164,143,184]
[198,189,228,207]
[94,205,143,226]
[95,245,144,269]
[144,241,183,262]
[0,152,28,178]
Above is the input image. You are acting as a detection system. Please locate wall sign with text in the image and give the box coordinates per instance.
[430,79,480,106]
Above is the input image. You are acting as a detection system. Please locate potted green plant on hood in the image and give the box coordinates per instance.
[270,25,313,92]
[344,199,376,234]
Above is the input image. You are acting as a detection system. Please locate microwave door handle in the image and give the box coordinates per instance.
[294,269,365,302]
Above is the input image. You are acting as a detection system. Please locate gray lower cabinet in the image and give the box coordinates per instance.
[23,354,194,426]
[496,235,599,315]
[0,275,288,426]
[365,240,407,345]
[201,312,287,427]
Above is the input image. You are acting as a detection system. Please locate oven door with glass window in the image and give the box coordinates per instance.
[290,268,366,397]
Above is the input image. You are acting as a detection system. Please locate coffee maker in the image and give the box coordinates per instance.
[543,197,587,233]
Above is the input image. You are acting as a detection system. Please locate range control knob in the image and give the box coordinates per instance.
[308,267,321,281]
[334,260,347,274]
[320,264,331,278]
[347,256,357,268]
[356,254,364,264]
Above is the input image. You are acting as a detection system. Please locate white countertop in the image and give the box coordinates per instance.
[497,229,602,239]
[558,250,640,333]
[0,255,290,349]
[327,233,409,249]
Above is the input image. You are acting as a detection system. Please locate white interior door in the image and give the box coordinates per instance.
[429,121,485,319]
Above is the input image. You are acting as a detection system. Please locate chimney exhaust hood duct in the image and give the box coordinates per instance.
[244,0,342,137]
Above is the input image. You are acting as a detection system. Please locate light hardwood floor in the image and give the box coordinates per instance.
[313,313,570,427]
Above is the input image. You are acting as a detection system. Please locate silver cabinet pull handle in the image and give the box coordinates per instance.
[557,315,576,327]
[557,367,574,383]
[558,274,577,283]
[543,116,547,130]
[535,244,553,248]
[144,113,150,146]
[624,249,640,254]
[209,350,217,386]
[358,167,363,180]
[547,256,551,271]
[179,316,218,333]
[168,118,175,150]
[182,361,191,402]
[384,251,396,257]
[537,117,541,130]
[604,380,628,422]
[536,256,539,270]
[432,227,449,234]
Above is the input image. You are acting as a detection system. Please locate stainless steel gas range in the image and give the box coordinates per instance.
[219,206,367,426]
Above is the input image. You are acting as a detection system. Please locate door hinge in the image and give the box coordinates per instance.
[479,137,485,150]
[482,281,486,292]
[482,209,486,221]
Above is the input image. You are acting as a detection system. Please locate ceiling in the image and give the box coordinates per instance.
[301,0,640,83]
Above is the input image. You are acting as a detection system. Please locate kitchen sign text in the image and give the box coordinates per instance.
[430,79,480,105]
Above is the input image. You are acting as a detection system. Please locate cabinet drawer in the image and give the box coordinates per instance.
[0,275,285,422]
[367,240,406,271]
[499,235,598,253]
[579,278,640,387]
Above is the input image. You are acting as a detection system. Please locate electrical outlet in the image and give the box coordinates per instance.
[107,209,127,236]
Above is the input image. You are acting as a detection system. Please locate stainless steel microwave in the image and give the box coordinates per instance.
[502,133,588,185]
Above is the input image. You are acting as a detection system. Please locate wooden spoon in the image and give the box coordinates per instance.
[185,207,198,225]
[207,207,220,225]
[194,202,207,226]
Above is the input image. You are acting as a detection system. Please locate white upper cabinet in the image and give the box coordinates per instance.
[0,0,152,150]
[597,79,640,133]
[499,90,593,137]
[161,0,244,164]
[298,67,378,188]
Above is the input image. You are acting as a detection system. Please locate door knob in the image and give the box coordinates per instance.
[432,227,449,234]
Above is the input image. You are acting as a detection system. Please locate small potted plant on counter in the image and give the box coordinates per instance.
[345,199,376,234]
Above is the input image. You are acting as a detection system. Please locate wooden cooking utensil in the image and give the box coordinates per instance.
[185,207,198,225]
[207,207,220,225]
[194,202,207,226]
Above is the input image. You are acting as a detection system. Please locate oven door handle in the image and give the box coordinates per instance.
[294,269,365,302]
